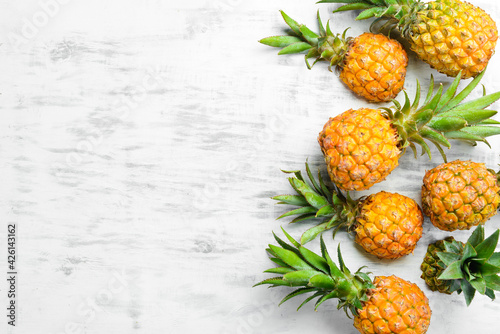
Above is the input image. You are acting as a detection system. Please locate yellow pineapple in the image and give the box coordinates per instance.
[318,71,500,191]
[273,162,423,258]
[421,160,500,231]
[255,231,432,333]
[260,11,408,102]
[319,0,498,78]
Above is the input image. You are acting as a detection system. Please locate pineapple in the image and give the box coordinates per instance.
[318,71,500,191]
[255,230,432,333]
[421,160,500,231]
[421,225,500,305]
[260,11,408,102]
[273,162,423,258]
[318,0,498,79]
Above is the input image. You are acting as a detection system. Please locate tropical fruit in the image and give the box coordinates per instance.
[273,162,423,259]
[255,230,432,333]
[260,11,408,102]
[421,225,500,305]
[421,160,500,231]
[319,0,498,78]
[318,71,500,191]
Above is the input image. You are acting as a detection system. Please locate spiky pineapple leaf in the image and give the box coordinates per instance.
[485,275,500,291]
[438,109,497,125]
[467,225,485,247]
[338,244,351,275]
[279,287,316,306]
[475,230,500,263]
[437,251,461,266]
[264,267,295,275]
[280,227,301,248]
[485,288,496,300]
[269,244,314,271]
[479,262,500,277]
[289,213,317,224]
[300,246,330,273]
[427,116,467,132]
[272,194,310,206]
[487,252,500,268]
[277,206,317,220]
[273,231,301,255]
[280,10,301,35]
[442,70,486,113]
[253,277,292,287]
[435,72,462,112]
[259,36,303,47]
[297,291,323,310]
[316,205,336,217]
[278,42,312,55]
[461,242,478,261]
[284,270,320,286]
[269,257,290,268]
[469,277,487,295]
[309,273,336,289]
[461,280,476,306]
[315,291,340,310]
[305,162,322,195]
[450,91,500,113]
[439,261,464,280]
[301,222,329,245]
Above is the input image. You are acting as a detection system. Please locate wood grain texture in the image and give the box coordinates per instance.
[1,0,500,333]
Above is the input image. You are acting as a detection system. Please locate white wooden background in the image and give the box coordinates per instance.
[1,1,500,333]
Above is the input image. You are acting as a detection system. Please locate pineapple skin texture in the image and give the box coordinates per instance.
[355,192,423,259]
[340,33,408,102]
[422,160,500,231]
[420,237,457,294]
[408,0,498,79]
[318,108,401,191]
[354,276,431,334]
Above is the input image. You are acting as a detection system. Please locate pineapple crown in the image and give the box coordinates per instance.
[434,225,500,306]
[259,11,352,70]
[380,70,500,161]
[254,229,375,317]
[272,162,359,245]
[317,0,424,36]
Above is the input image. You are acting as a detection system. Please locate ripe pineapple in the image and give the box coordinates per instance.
[318,71,500,191]
[273,162,423,258]
[260,11,408,102]
[421,225,500,305]
[421,160,500,231]
[255,231,432,333]
[319,0,498,79]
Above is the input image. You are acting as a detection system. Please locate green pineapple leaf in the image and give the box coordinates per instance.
[467,225,485,247]
[475,230,500,263]
[300,222,329,245]
[439,261,465,280]
[461,280,476,306]
[279,287,316,306]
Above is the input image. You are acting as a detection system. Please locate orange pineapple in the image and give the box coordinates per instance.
[422,160,500,231]
[318,71,500,191]
[260,11,408,102]
[273,162,423,258]
[319,0,498,78]
[255,231,431,333]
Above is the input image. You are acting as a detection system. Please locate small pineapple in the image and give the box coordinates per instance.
[255,231,432,333]
[273,162,423,259]
[319,0,498,79]
[318,71,500,191]
[422,160,500,231]
[260,11,408,102]
[421,225,500,305]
